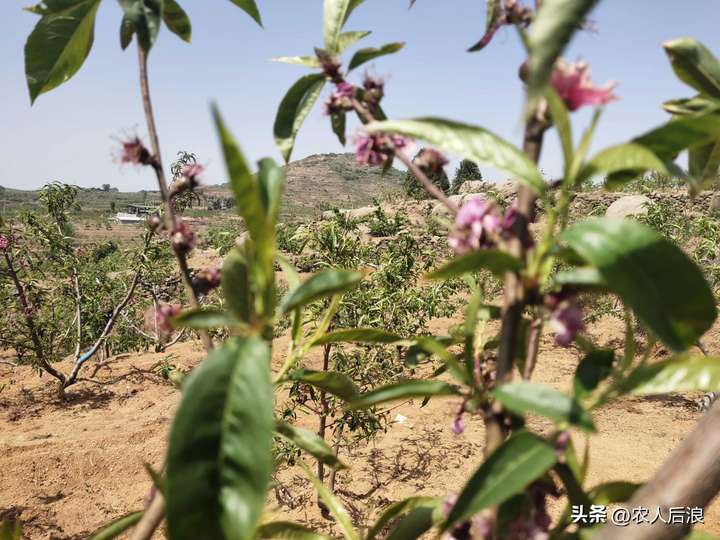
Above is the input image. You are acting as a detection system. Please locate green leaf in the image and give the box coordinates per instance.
[163,0,192,42]
[118,0,163,52]
[525,0,599,106]
[323,0,364,54]
[256,521,333,540]
[552,267,605,289]
[588,481,640,505]
[493,383,596,432]
[366,118,545,194]
[272,55,321,68]
[562,218,717,351]
[289,369,359,401]
[24,0,101,103]
[348,42,405,71]
[577,143,669,187]
[275,421,346,469]
[366,497,441,540]
[88,512,143,540]
[222,248,252,322]
[664,38,720,99]
[120,16,134,50]
[337,30,371,52]
[444,431,557,530]
[385,507,435,540]
[545,89,573,178]
[0,519,21,540]
[213,106,267,245]
[347,380,459,410]
[274,74,326,162]
[300,462,359,540]
[312,328,403,346]
[622,355,720,395]
[427,249,521,280]
[574,349,615,400]
[663,96,720,116]
[171,308,236,330]
[633,113,720,160]
[228,0,263,27]
[281,269,361,313]
[331,112,347,146]
[166,337,273,540]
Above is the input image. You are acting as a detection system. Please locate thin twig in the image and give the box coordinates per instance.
[130,494,165,540]
[136,41,212,352]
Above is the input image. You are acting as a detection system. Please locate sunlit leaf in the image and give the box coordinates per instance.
[427,249,521,280]
[166,337,273,540]
[24,0,101,103]
[366,118,545,193]
[228,0,263,27]
[577,143,669,187]
[622,355,720,395]
[272,55,321,68]
[562,218,717,351]
[275,74,326,162]
[337,30,371,52]
[163,0,192,43]
[444,431,556,530]
[366,497,441,540]
[588,481,640,505]
[347,380,459,410]
[493,382,596,432]
[281,269,361,313]
[323,0,364,54]
[289,369,359,401]
[525,0,599,106]
[312,328,404,346]
[348,42,405,71]
[275,421,346,469]
[664,38,720,99]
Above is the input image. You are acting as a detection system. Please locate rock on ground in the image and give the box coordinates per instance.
[605,195,652,219]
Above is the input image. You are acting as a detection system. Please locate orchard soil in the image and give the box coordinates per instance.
[2,307,719,538]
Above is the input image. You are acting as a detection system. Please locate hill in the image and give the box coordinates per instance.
[0,153,402,221]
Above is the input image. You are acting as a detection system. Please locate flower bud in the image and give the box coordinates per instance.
[117,137,153,166]
[448,197,501,253]
[192,267,221,296]
[546,290,584,347]
[324,82,356,115]
[354,132,412,167]
[170,220,196,254]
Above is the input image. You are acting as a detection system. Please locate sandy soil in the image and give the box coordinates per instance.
[2,315,720,539]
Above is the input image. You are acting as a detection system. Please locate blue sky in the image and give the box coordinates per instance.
[2,0,719,191]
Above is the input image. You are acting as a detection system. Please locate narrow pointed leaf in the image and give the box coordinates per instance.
[348,42,405,71]
[228,0,263,27]
[366,497,441,540]
[88,512,143,540]
[331,112,347,146]
[301,462,358,540]
[24,0,101,103]
[577,143,669,186]
[166,337,273,540]
[526,0,599,105]
[275,421,346,469]
[289,369,359,401]
[622,355,720,395]
[366,118,545,193]
[312,328,403,346]
[163,0,192,42]
[574,349,615,400]
[338,30,371,52]
[222,248,252,322]
[427,249,521,280]
[171,308,236,330]
[323,0,364,53]
[664,38,720,99]
[275,74,326,162]
[444,431,557,530]
[493,383,596,432]
[385,507,435,540]
[281,269,361,313]
[562,218,716,351]
[272,56,321,68]
[633,113,720,160]
[545,89,573,177]
[347,380,459,410]
[588,481,640,505]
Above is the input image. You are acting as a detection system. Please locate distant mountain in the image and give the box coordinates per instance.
[0,153,403,219]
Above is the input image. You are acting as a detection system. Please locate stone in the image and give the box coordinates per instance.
[605,195,652,219]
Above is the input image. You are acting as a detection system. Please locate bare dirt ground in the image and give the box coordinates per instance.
[2,313,720,539]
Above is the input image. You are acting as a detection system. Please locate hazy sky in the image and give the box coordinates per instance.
[2,1,719,191]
